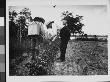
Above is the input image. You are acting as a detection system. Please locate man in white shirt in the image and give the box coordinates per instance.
[28,21,41,35]
[28,17,45,59]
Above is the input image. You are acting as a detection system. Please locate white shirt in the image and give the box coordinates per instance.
[28,21,41,35]
[43,23,57,38]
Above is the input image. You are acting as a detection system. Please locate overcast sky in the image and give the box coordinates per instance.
[9,5,109,35]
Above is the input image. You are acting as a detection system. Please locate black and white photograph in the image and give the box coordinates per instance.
[7,0,110,82]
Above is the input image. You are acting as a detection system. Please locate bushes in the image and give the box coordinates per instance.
[9,37,60,75]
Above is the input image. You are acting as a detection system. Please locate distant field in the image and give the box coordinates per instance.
[70,35,108,42]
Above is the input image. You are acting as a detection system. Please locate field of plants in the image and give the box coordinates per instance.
[9,37,108,76]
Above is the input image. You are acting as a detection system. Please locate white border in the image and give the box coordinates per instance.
[6,0,110,82]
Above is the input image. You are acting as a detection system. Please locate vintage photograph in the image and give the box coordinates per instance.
[9,4,108,76]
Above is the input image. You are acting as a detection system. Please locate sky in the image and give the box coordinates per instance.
[9,5,109,35]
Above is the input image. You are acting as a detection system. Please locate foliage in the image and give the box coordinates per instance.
[10,39,108,75]
[61,11,84,35]
[10,38,60,75]
[9,7,32,40]
[9,10,18,21]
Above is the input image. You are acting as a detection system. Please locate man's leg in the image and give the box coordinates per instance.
[29,35,39,60]
[60,40,68,62]
[33,36,36,50]
[34,35,40,57]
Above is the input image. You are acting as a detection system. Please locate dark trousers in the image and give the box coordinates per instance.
[28,35,43,59]
[60,39,69,61]
[28,35,43,49]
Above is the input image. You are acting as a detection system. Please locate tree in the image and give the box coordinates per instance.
[9,10,18,22]
[9,10,18,39]
[9,7,32,43]
[61,11,84,35]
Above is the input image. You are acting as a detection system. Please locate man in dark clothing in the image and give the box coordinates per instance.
[59,19,71,62]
